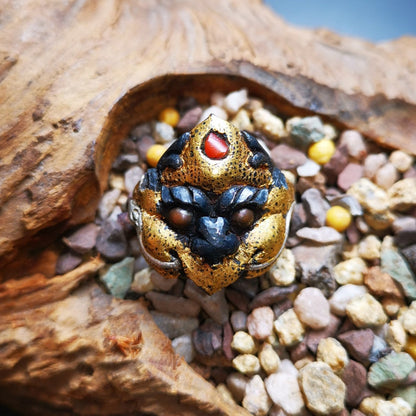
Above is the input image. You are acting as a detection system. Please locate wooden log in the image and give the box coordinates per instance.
[0,0,415,414]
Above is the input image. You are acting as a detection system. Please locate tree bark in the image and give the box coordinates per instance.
[0,0,415,414]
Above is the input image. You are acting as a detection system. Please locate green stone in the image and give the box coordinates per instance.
[100,257,134,298]
[290,116,325,147]
[381,249,416,300]
[368,352,415,392]
[390,385,416,412]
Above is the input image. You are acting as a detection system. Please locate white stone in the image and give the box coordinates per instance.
[389,150,414,173]
[252,108,285,141]
[333,257,367,285]
[259,342,280,374]
[347,178,389,214]
[232,354,261,375]
[171,334,194,363]
[130,268,155,293]
[386,320,407,352]
[346,293,388,328]
[199,105,228,122]
[329,284,368,316]
[400,301,416,335]
[273,309,305,347]
[247,306,275,340]
[231,331,257,354]
[124,166,144,194]
[98,188,121,219]
[374,397,412,416]
[358,234,382,260]
[388,178,416,212]
[265,370,305,415]
[293,287,330,329]
[154,121,175,144]
[364,153,388,179]
[109,173,125,190]
[316,337,349,374]
[242,375,272,416]
[231,108,253,131]
[297,159,321,177]
[268,248,296,286]
[339,129,367,160]
[375,162,399,190]
[223,89,249,115]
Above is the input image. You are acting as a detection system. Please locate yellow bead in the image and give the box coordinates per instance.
[158,107,180,127]
[326,206,352,232]
[146,144,166,167]
[308,139,336,165]
[404,335,416,360]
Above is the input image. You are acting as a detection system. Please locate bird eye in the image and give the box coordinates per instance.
[167,207,194,230]
[231,208,255,230]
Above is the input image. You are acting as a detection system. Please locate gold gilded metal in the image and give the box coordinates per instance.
[129,115,295,294]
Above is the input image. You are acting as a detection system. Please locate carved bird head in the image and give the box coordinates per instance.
[129,115,294,294]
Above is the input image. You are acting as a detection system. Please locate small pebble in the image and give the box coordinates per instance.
[358,235,382,260]
[347,178,389,214]
[298,361,346,415]
[171,334,194,363]
[270,144,307,170]
[258,343,280,374]
[247,306,274,340]
[337,163,364,191]
[199,105,227,122]
[333,257,367,285]
[55,251,83,274]
[130,268,155,293]
[98,188,121,219]
[231,109,253,131]
[231,331,257,354]
[392,385,416,412]
[323,145,349,182]
[326,205,352,232]
[316,337,349,374]
[341,360,371,408]
[339,129,367,160]
[364,266,403,298]
[146,144,166,167]
[150,311,199,339]
[252,108,286,141]
[386,320,407,352]
[273,308,305,347]
[268,248,296,286]
[158,107,180,127]
[308,138,336,165]
[381,248,416,300]
[96,219,128,261]
[232,354,261,375]
[109,173,125,190]
[149,270,177,291]
[293,287,330,329]
[305,314,342,354]
[184,280,229,324]
[338,329,375,364]
[226,372,248,403]
[176,106,203,132]
[400,301,416,335]
[154,121,175,144]
[62,223,100,254]
[265,369,305,415]
[223,89,249,115]
[289,116,325,146]
[296,226,343,245]
[375,162,399,190]
[389,150,414,173]
[364,152,388,179]
[242,375,272,416]
[192,320,222,356]
[369,334,391,363]
[368,351,415,392]
[301,188,330,227]
[297,159,321,177]
[124,166,144,194]
[346,293,388,328]
[100,257,134,299]
[230,310,248,332]
[329,194,363,216]
[388,178,416,212]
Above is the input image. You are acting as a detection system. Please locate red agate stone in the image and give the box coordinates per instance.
[204,132,228,159]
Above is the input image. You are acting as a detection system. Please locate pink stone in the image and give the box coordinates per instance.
[337,163,364,191]
[247,306,274,340]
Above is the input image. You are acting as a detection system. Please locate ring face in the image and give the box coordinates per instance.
[129,115,295,294]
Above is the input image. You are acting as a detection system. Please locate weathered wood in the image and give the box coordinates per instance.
[1,0,416,414]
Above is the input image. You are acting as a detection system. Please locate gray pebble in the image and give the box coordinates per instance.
[301,188,330,227]
[150,311,199,339]
[145,291,200,317]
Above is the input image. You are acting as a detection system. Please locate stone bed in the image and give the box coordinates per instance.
[56,89,416,416]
